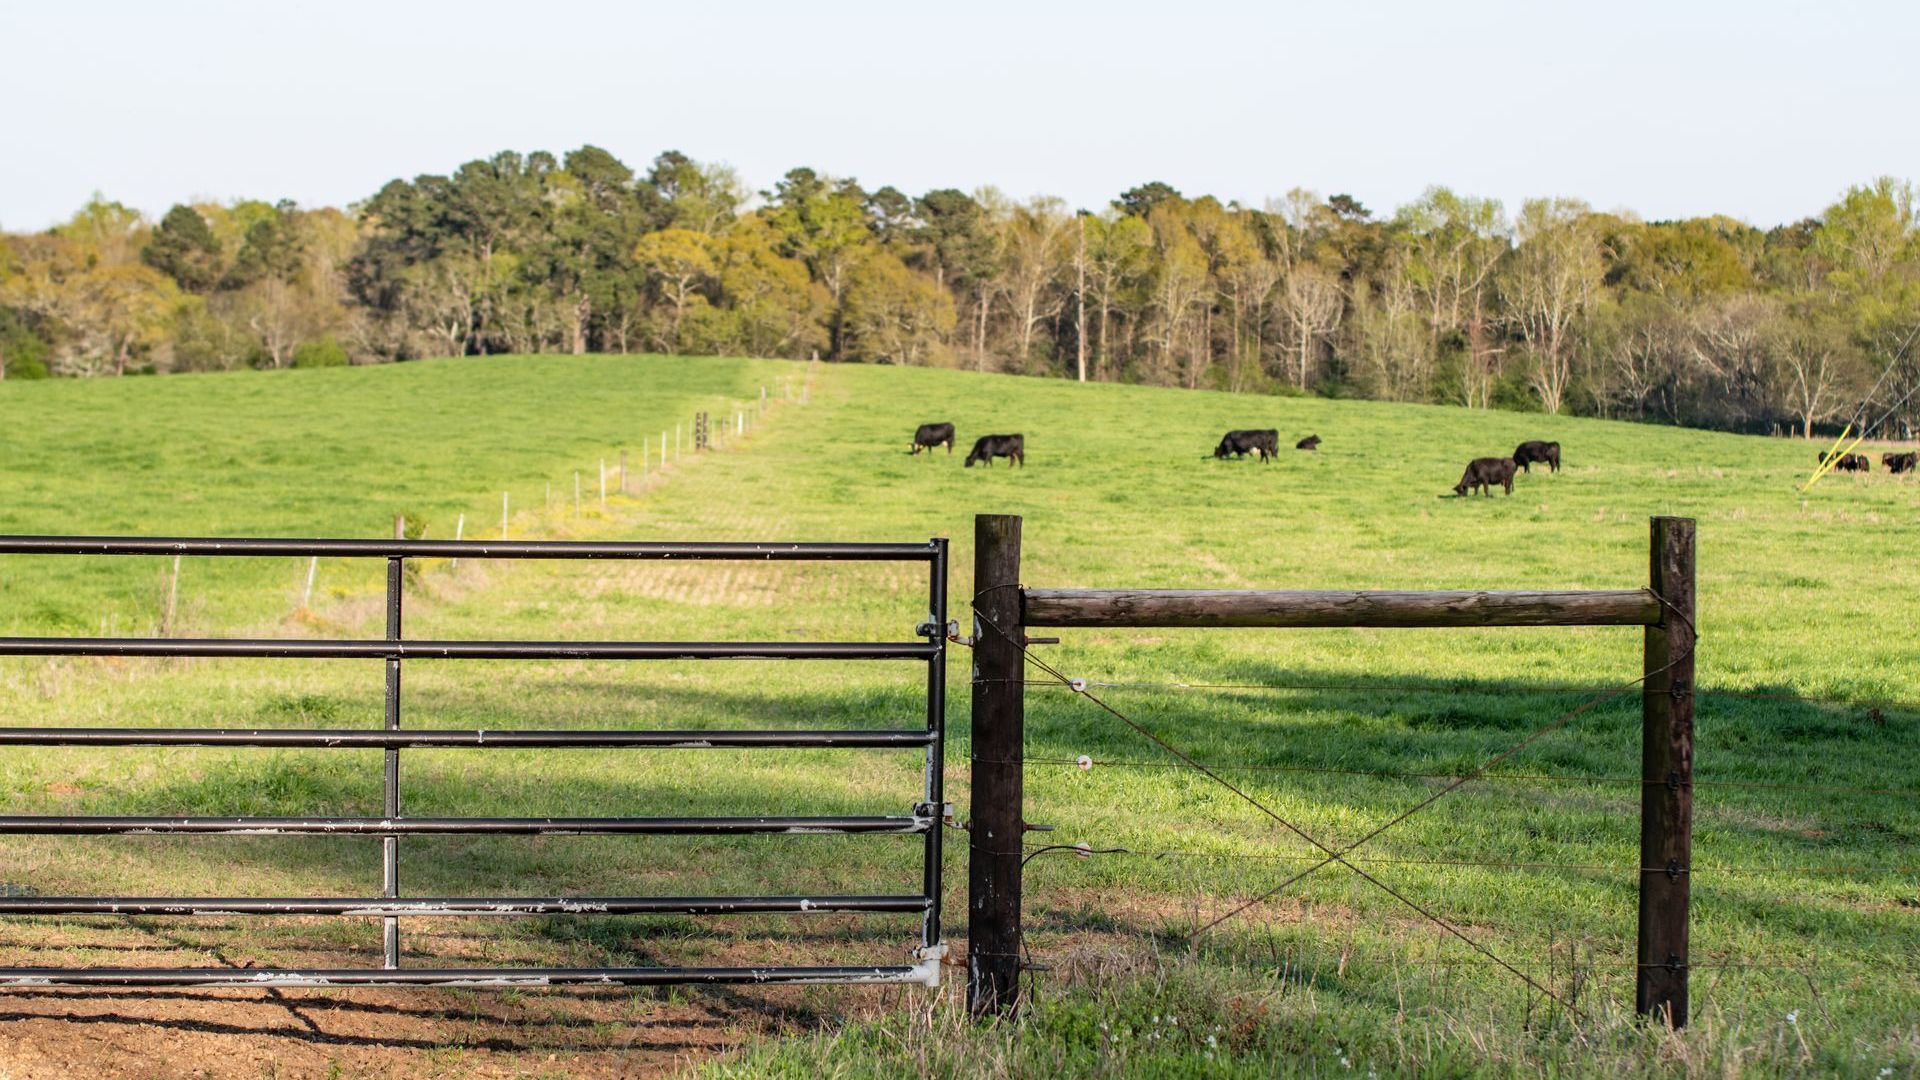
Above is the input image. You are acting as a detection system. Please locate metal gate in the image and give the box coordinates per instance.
[0,535,949,988]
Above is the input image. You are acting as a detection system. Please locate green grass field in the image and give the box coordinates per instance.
[0,355,1915,1077]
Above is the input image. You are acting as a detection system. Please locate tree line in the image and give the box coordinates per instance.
[3,146,1917,438]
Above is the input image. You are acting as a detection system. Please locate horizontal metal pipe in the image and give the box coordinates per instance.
[1023,588,1662,628]
[0,536,938,561]
[0,727,936,749]
[0,964,933,988]
[0,894,931,917]
[0,638,938,661]
[0,815,931,836]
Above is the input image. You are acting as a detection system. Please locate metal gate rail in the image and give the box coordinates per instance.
[0,535,949,988]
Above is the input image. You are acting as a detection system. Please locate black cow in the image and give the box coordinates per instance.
[1822,452,1871,473]
[1513,440,1561,473]
[1882,451,1916,475]
[965,434,1025,468]
[910,422,956,455]
[1296,434,1321,451]
[1214,429,1279,461]
[1453,457,1518,497]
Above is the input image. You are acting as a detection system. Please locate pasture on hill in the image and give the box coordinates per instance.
[0,355,1915,1077]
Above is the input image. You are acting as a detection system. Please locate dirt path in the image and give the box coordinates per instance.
[0,985,744,1078]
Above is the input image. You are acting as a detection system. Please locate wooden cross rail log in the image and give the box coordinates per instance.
[967,515,1696,1029]
[1022,588,1661,628]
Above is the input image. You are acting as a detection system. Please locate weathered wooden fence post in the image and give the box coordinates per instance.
[968,513,1024,1016]
[1637,516,1696,1027]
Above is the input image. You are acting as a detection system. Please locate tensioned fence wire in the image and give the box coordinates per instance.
[955,590,1920,1016]
[1011,677,1920,716]
[956,605,1708,1020]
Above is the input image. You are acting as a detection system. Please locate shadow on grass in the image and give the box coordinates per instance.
[0,667,1912,1030]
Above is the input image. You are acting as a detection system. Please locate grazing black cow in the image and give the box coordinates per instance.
[1453,457,1518,497]
[1214,429,1279,461]
[1881,451,1916,475]
[910,422,956,455]
[965,434,1025,468]
[1822,452,1871,473]
[1512,440,1561,473]
[1296,434,1321,451]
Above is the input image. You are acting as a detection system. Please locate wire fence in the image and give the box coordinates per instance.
[1015,677,1920,716]
[954,588,1920,1019]
[1018,757,1914,799]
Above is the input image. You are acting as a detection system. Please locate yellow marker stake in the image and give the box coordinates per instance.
[1801,425,1866,492]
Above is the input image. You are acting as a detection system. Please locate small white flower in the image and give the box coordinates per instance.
[1151,1014,1160,1025]
[1206,1034,1218,1048]
[1877,1070,1890,1078]
[1168,1015,1178,1025]
[1786,1010,1799,1024]
[1076,754,1092,770]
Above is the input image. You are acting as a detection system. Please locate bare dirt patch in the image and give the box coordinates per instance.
[0,923,930,1078]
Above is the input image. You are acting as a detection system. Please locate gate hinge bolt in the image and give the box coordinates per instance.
[1023,821,1055,833]
[1666,860,1683,880]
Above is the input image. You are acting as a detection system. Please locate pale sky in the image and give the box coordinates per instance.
[3,0,1915,231]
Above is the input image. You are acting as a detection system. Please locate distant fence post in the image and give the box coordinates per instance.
[968,513,1024,1016]
[1637,516,1696,1027]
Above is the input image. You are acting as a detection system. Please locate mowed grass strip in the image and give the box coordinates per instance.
[0,357,1916,1075]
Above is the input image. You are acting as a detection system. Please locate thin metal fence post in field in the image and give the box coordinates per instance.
[163,555,181,636]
